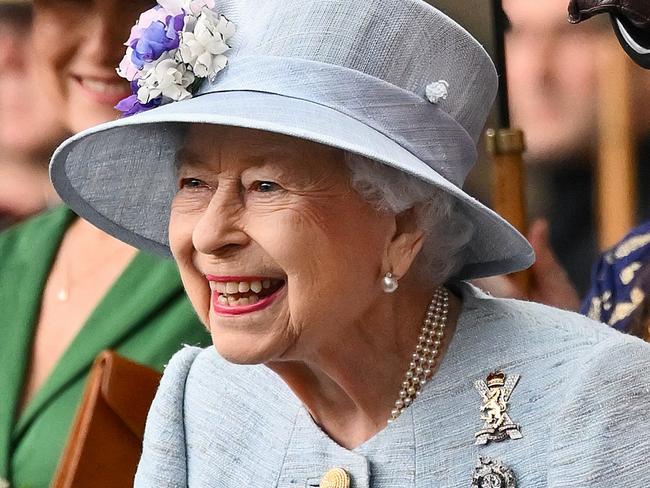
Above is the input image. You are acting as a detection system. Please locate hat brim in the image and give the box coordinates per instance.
[51,90,534,280]
[612,16,650,69]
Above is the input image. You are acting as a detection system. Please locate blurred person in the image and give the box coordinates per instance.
[552,0,650,341]
[582,221,650,339]
[0,0,68,227]
[483,0,650,342]
[0,0,210,486]
[504,0,650,294]
[505,0,606,164]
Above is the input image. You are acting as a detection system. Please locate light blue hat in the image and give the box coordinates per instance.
[50,0,534,280]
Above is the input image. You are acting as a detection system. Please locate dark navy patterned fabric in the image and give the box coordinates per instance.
[581,220,650,334]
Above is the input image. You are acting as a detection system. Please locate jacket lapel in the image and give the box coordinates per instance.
[0,207,73,477]
[13,252,185,440]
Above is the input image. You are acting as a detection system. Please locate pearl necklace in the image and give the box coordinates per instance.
[389,287,449,423]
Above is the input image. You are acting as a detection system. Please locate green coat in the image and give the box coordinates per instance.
[0,206,210,488]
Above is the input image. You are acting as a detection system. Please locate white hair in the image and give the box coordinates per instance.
[344,152,474,283]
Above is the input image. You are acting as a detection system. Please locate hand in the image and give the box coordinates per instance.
[526,219,581,311]
[472,219,581,312]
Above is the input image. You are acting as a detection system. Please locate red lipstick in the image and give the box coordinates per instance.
[212,288,283,315]
[206,275,286,316]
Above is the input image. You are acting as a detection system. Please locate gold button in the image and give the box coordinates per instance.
[320,467,350,488]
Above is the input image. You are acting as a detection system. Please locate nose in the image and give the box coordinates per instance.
[526,36,559,88]
[192,188,251,256]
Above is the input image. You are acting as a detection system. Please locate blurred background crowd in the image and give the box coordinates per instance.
[502,0,650,294]
[0,0,68,228]
[3,0,650,294]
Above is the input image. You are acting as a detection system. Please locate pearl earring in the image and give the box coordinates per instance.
[382,272,399,293]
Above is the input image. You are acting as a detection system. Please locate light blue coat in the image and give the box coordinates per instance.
[135,283,650,487]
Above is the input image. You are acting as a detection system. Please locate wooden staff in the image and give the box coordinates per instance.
[487,129,530,294]
[596,38,637,250]
[487,0,532,295]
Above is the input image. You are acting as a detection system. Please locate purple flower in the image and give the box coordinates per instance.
[130,14,184,69]
[115,94,162,117]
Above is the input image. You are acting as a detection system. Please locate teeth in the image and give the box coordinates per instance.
[81,78,128,94]
[210,278,283,307]
[215,294,260,307]
[210,279,274,295]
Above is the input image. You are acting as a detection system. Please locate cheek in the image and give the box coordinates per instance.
[169,209,210,323]
[33,13,75,78]
[297,199,388,262]
[557,50,597,89]
[169,205,194,258]
[251,199,390,323]
[32,12,79,110]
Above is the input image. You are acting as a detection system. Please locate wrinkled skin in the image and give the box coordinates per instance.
[168,124,456,448]
[170,125,427,365]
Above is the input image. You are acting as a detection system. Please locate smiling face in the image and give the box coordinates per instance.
[504,0,607,164]
[0,7,68,158]
[170,125,407,364]
[32,0,155,133]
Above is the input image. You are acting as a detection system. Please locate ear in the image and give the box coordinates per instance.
[384,206,425,279]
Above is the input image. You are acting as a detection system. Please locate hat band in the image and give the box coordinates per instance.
[196,55,477,188]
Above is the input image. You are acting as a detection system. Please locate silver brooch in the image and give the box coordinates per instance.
[474,371,522,445]
[471,456,517,488]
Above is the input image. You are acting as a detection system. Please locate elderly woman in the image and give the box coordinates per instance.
[50,0,650,486]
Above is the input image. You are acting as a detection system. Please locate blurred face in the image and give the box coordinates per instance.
[170,125,395,365]
[32,0,155,133]
[504,0,609,164]
[0,10,67,157]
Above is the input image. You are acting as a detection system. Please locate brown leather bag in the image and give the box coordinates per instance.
[51,351,162,488]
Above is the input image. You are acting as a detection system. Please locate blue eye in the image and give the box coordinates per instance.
[254,181,281,193]
[179,178,208,190]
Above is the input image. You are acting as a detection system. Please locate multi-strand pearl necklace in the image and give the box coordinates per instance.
[389,287,449,423]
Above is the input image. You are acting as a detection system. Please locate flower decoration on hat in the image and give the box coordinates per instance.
[425,80,450,104]
[116,0,235,116]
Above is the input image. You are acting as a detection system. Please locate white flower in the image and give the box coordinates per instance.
[137,52,196,103]
[185,0,216,16]
[179,11,235,78]
[158,0,215,15]
[426,80,450,104]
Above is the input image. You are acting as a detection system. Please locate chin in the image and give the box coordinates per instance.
[210,329,290,366]
[67,104,120,133]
